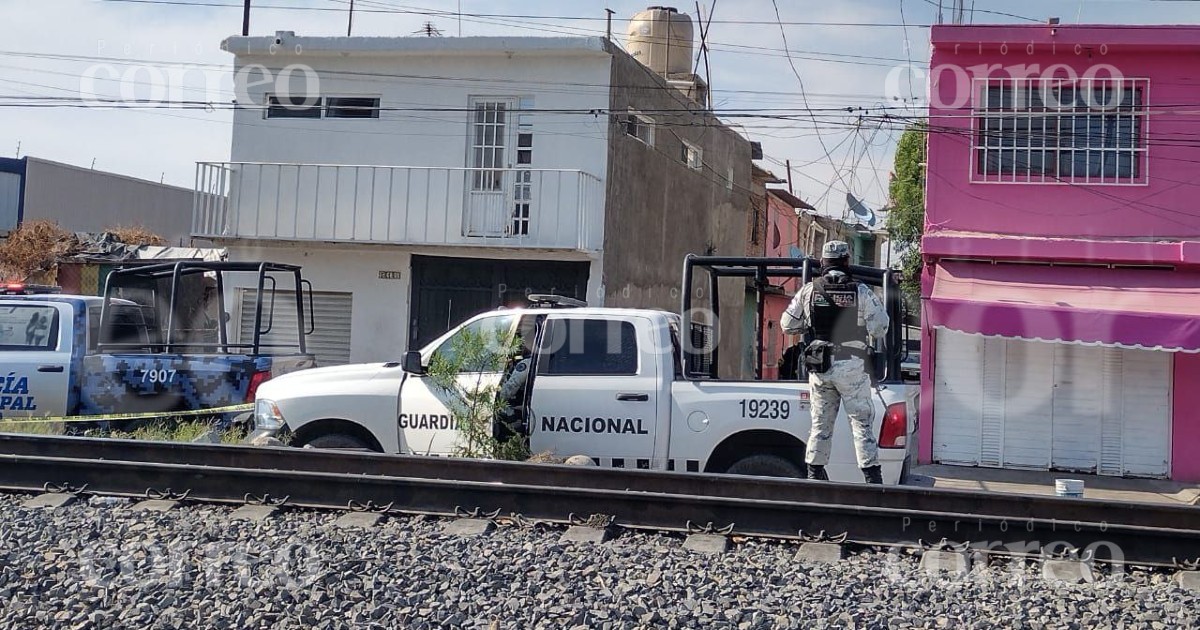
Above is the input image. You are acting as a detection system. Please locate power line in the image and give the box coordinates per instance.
[769,0,858,208]
[98,0,943,27]
[0,49,906,103]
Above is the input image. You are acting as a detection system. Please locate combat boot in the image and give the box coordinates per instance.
[806,464,829,481]
[861,465,883,485]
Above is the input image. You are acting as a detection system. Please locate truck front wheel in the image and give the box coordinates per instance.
[723,453,804,478]
[302,433,376,452]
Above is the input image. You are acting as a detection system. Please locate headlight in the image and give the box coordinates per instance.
[254,399,285,431]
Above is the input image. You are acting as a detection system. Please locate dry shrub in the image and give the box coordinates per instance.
[525,450,563,464]
[106,225,166,246]
[0,220,74,281]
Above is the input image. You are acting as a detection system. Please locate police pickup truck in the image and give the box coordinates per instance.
[0,261,315,422]
[251,257,917,483]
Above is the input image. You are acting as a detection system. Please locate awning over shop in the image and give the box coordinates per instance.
[928,261,1200,353]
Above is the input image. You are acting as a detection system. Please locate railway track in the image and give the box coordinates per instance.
[1,433,1198,570]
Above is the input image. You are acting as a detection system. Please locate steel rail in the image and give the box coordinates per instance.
[0,433,1195,532]
[3,451,1200,567]
[1,436,1200,566]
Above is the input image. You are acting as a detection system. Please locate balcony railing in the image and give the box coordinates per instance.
[193,162,603,251]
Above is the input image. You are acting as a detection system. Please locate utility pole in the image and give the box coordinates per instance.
[241,0,250,36]
[347,0,354,36]
[785,159,794,195]
[952,0,965,25]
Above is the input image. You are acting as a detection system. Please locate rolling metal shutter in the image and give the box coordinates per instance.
[933,329,1171,477]
[239,289,352,366]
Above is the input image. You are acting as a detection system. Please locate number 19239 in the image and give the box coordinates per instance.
[739,399,790,420]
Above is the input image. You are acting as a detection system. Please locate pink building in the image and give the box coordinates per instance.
[919,24,1200,481]
[759,188,813,379]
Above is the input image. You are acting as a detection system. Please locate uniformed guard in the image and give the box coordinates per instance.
[781,241,890,484]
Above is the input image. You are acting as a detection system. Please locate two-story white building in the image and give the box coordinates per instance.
[194,28,751,373]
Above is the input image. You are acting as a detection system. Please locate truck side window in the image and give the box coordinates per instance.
[431,315,516,373]
[0,305,59,351]
[91,305,151,352]
[538,319,638,376]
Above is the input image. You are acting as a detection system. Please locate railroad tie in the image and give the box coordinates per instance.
[22,492,77,510]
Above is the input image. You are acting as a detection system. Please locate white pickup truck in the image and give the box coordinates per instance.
[250,257,918,484]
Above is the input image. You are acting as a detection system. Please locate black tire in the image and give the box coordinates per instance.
[723,453,805,478]
[302,433,375,451]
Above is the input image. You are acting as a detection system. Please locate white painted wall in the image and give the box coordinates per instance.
[225,241,604,363]
[229,51,611,176]
[0,170,20,233]
[220,42,612,252]
[225,243,413,363]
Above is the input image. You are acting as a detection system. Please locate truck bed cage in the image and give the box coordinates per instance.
[680,255,905,383]
[99,261,313,355]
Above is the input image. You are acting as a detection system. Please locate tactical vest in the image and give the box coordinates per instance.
[809,273,867,346]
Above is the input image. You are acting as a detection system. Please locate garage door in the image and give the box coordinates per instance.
[933,329,1171,477]
[239,289,352,366]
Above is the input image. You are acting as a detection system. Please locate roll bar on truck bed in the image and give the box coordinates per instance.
[680,255,906,383]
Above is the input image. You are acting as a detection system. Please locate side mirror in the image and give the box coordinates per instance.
[401,350,425,374]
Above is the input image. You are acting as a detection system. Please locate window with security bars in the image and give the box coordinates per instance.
[973,78,1147,185]
[624,111,654,145]
[510,169,532,236]
[470,101,509,191]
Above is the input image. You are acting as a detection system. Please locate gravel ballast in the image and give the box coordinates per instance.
[0,493,1196,629]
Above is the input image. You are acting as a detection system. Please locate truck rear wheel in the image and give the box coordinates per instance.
[302,433,375,451]
[723,453,804,478]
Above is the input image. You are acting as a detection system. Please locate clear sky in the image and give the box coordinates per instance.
[0,0,1195,218]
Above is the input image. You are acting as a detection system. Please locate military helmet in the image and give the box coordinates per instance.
[821,240,851,260]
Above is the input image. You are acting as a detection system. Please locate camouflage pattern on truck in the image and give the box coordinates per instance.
[78,353,316,417]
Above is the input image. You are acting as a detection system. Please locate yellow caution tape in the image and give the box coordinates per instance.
[0,404,254,425]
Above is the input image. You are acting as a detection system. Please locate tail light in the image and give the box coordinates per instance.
[879,402,908,449]
[246,370,271,402]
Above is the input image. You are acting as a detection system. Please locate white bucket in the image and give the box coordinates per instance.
[1056,479,1085,498]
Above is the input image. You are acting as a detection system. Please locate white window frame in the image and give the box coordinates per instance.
[324,96,382,119]
[264,93,323,119]
[970,77,1149,186]
[466,97,517,191]
[682,140,703,171]
[625,109,655,146]
[265,94,382,120]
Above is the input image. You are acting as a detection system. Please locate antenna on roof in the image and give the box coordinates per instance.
[693,1,715,110]
[242,0,250,36]
[347,0,355,36]
[413,22,444,37]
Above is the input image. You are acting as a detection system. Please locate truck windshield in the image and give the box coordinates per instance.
[430,314,516,372]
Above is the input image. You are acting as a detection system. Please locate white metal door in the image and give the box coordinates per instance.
[529,315,659,465]
[1115,348,1171,477]
[465,99,515,236]
[396,313,515,456]
[931,330,985,465]
[0,302,72,417]
[1001,338,1054,469]
[239,290,352,365]
[1050,344,1104,472]
[934,329,1171,477]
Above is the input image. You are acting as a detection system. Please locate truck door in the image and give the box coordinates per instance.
[396,313,516,456]
[529,314,658,467]
[0,302,73,418]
